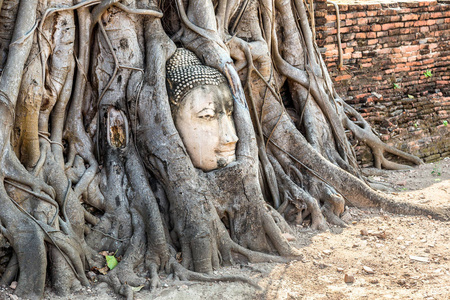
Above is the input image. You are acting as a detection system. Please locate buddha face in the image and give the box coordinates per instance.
[172,83,239,171]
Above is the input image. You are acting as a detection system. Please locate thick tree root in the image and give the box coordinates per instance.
[342,101,423,170]
[170,258,261,290]
[0,252,17,287]
[0,1,447,299]
[0,186,47,298]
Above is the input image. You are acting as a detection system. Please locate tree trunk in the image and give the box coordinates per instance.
[0,0,447,299]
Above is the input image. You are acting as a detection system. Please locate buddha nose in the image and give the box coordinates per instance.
[220,115,239,145]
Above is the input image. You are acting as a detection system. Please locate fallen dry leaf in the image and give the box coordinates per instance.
[98,266,109,275]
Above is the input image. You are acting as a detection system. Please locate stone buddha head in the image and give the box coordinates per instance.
[166,49,238,172]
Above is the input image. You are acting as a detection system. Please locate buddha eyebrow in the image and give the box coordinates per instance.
[197,107,215,114]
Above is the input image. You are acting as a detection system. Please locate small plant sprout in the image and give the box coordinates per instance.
[408,94,414,99]
[414,122,418,128]
[423,69,432,78]
[393,83,399,89]
[444,120,448,126]
[431,163,442,177]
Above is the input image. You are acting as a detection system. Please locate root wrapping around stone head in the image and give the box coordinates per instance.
[0,1,444,299]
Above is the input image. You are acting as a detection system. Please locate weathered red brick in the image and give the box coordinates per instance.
[343,12,353,19]
[378,48,392,54]
[389,29,401,36]
[342,53,352,60]
[344,47,354,54]
[399,28,410,34]
[335,74,352,81]
[324,50,339,57]
[414,20,428,26]
[431,12,444,19]
[326,14,336,22]
[357,18,368,26]
[324,44,336,51]
[395,66,411,72]
[419,13,431,20]
[324,36,335,43]
[316,11,327,18]
[371,24,382,31]
[402,15,419,21]
[346,19,356,26]
[429,43,438,50]
[340,27,350,34]
[382,23,396,30]
[402,45,420,52]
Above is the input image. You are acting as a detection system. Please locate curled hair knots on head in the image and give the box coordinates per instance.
[166,48,227,105]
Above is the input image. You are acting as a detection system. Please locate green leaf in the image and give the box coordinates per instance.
[408,94,414,99]
[423,70,432,78]
[444,120,448,126]
[131,285,144,292]
[106,255,118,270]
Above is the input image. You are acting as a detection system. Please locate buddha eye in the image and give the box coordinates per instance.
[199,114,214,121]
[197,108,215,120]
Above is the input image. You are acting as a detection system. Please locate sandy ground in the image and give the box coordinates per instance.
[1,158,449,300]
[330,0,429,4]
[260,158,450,300]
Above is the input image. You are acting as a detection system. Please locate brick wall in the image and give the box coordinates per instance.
[315,0,450,166]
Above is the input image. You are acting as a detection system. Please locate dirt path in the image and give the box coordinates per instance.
[260,158,449,300]
[1,159,449,300]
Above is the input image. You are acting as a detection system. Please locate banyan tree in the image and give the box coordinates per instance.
[0,0,447,299]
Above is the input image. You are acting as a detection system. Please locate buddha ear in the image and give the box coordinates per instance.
[169,101,180,117]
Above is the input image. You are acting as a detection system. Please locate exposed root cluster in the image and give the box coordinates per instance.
[0,0,446,299]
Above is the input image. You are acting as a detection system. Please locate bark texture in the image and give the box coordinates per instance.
[0,0,447,299]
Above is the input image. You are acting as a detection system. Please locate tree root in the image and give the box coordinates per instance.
[327,1,344,70]
[342,101,423,170]
[97,210,148,299]
[2,145,55,200]
[170,257,261,290]
[0,252,17,287]
[268,154,328,230]
[0,1,447,299]
[0,185,47,298]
